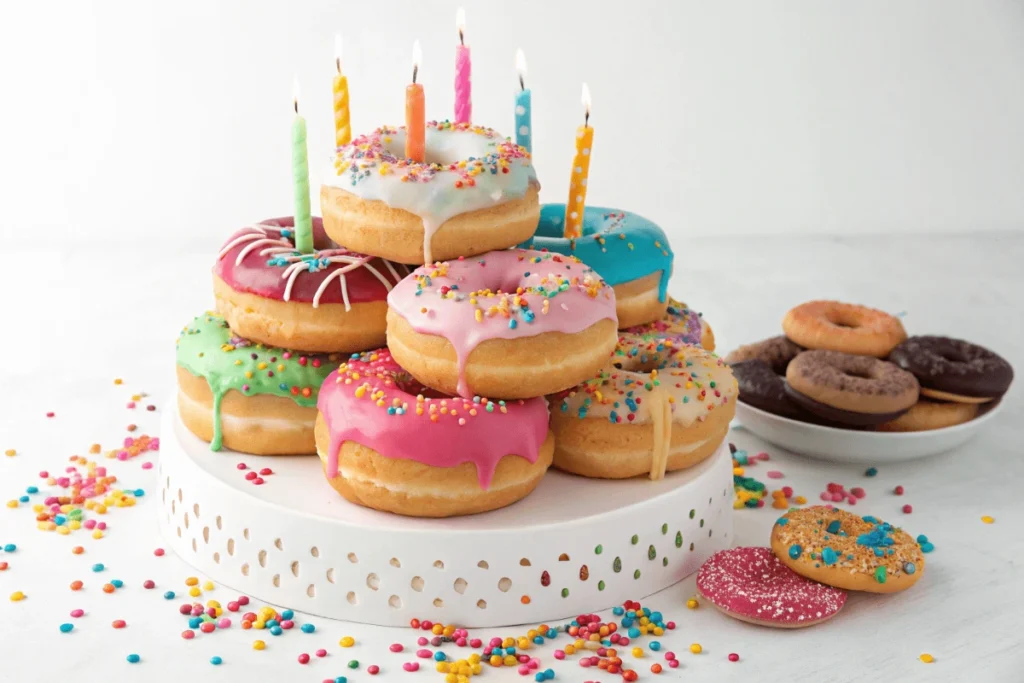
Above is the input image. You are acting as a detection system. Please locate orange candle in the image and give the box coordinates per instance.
[564,83,594,238]
[405,40,425,163]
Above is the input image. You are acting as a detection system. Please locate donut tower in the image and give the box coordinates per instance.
[174,31,738,518]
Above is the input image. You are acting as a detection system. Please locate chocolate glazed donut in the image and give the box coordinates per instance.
[889,336,1013,403]
[726,337,816,422]
[785,350,919,426]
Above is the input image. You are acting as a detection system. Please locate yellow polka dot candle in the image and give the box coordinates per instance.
[564,83,593,239]
[333,34,352,148]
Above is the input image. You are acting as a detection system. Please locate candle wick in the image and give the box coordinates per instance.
[519,74,525,91]
[412,64,419,84]
[459,29,464,46]
[294,99,299,115]
[585,110,590,127]
[335,57,341,75]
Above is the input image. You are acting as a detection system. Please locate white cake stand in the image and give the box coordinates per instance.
[157,403,734,627]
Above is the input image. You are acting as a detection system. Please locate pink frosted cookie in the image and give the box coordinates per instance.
[696,547,847,628]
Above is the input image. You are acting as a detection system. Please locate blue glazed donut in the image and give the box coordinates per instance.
[521,203,674,328]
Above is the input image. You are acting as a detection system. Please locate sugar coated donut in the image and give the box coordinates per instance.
[619,298,715,354]
[697,547,847,628]
[888,335,1013,404]
[386,249,617,399]
[785,350,919,426]
[551,344,737,480]
[321,123,539,265]
[213,218,409,353]
[522,204,673,328]
[771,506,925,594]
[176,313,340,454]
[315,349,554,517]
[783,300,907,357]
[874,398,979,432]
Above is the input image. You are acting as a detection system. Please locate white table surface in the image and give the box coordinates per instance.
[1,234,1021,682]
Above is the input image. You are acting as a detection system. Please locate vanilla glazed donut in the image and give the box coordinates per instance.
[873,398,979,432]
[888,335,1014,404]
[315,349,554,517]
[321,123,539,265]
[551,344,737,480]
[213,217,409,353]
[783,300,907,357]
[386,249,618,399]
[522,204,673,328]
[176,313,340,454]
[785,350,919,426]
[616,299,715,361]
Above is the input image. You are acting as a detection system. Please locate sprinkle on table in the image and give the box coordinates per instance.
[981,515,995,524]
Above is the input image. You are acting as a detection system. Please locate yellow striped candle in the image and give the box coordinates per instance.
[333,34,351,148]
[564,83,594,239]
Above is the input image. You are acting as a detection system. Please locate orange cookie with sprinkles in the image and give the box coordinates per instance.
[771,506,925,594]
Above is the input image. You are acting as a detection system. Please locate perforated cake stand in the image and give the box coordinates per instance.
[157,403,733,627]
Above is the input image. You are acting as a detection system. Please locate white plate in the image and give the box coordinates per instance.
[733,399,1004,464]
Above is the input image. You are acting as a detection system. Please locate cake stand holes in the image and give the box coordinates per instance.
[388,595,402,609]
[411,576,424,592]
[213,552,220,565]
[176,526,182,538]
[193,503,200,518]
[307,584,316,598]
[272,574,280,588]
[558,553,570,562]
[183,512,190,529]
[700,519,705,528]
[579,565,589,581]
[519,558,531,567]
[433,560,445,570]
[311,546,320,558]
[291,561,300,577]
[497,578,512,593]
[476,599,487,609]
[708,529,713,538]
[389,558,401,568]
[433,598,444,608]
[274,538,283,551]
[367,573,380,591]
[161,489,165,503]
[453,578,468,595]
[347,552,358,564]
[477,561,489,570]
[709,497,713,505]
[191,538,197,553]
[215,516,222,531]
[326,568,336,584]
[689,542,695,551]
[171,500,176,514]
[166,476,171,489]
[540,571,550,587]
[258,550,267,568]
[241,563,249,577]
[202,527,210,544]
[177,488,183,504]
[227,539,235,556]
[346,591,357,605]
[243,528,250,541]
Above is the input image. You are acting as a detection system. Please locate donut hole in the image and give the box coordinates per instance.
[841,369,874,380]
[380,130,484,167]
[825,311,862,330]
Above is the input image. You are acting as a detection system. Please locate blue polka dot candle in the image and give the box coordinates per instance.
[514,49,532,154]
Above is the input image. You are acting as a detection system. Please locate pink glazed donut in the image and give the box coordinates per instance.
[314,349,554,517]
[696,547,847,628]
[213,217,409,353]
[386,249,618,399]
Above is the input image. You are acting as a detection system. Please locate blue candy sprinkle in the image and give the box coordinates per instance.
[18,496,29,503]
[776,518,788,526]
[904,562,916,575]
[822,547,838,566]
[628,627,640,638]
[126,654,141,664]
[164,591,175,600]
[916,534,929,544]
[281,610,294,620]
[3,543,16,552]
[788,544,802,559]
[920,542,935,553]
[111,579,124,588]
[433,651,446,662]
[826,520,841,534]
[26,487,38,494]
[91,563,104,572]
[188,617,202,629]
[210,656,223,665]
[650,641,662,651]
[60,623,74,633]
[270,625,283,636]
[865,467,878,477]
[301,623,315,633]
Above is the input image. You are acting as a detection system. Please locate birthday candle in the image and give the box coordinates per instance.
[564,83,593,239]
[406,40,425,163]
[514,48,532,153]
[332,34,351,148]
[454,8,471,124]
[291,79,313,253]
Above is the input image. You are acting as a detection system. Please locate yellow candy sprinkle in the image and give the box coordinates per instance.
[5,501,17,508]
[488,655,502,667]
[982,515,995,524]
[631,647,643,658]
[502,655,517,667]
[920,653,934,663]
[690,643,702,654]
[10,591,25,601]
[254,620,266,630]
[339,636,355,647]
[686,598,699,609]
[91,530,104,539]
[114,378,123,385]
[188,587,201,598]
[4,449,15,457]
[185,577,199,586]
[202,581,214,591]
[253,640,265,650]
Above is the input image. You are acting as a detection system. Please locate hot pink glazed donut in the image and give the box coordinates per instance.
[213,217,409,353]
[696,547,848,628]
[314,349,554,517]
[385,249,618,399]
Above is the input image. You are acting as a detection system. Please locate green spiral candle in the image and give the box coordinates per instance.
[291,80,313,253]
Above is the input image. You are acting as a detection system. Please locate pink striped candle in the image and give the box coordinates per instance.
[454,7,471,124]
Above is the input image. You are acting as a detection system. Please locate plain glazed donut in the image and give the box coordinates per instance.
[315,349,553,517]
[696,547,847,628]
[771,507,925,594]
[321,123,540,265]
[785,350,919,426]
[386,249,618,399]
[522,204,673,328]
[873,399,979,432]
[550,344,737,480]
[888,335,1014,403]
[783,300,907,357]
[213,218,408,353]
[176,313,340,454]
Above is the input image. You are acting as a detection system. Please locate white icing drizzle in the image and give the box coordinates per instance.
[216,224,409,311]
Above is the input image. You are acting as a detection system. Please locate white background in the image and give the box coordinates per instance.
[2,0,1024,251]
